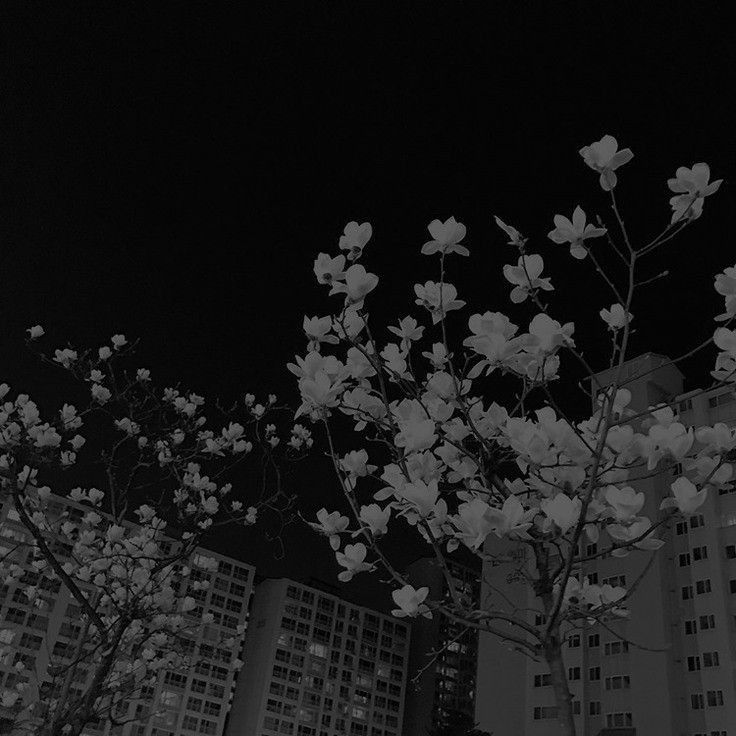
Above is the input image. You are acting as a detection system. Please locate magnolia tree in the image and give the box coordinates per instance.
[0,334,308,735]
[292,136,734,735]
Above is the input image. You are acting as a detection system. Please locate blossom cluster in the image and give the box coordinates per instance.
[0,332,301,727]
[292,135,730,636]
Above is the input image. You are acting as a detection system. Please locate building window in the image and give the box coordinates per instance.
[604,675,631,690]
[696,579,712,595]
[588,634,600,648]
[603,641,629,656]
[706,690,724,707]
[589,701,601,716]
[691,694,705,710]
[567,667,581,681]
[533,673,551,687]
[684,619,697,635]
[687,656,701,671]
[690,515,705,529]
[605,713,633,728]
[699,614,716,630]
[602,575,627,587]
[586,543,598,556]
[726,545,736,559]
[676,521,688,535]
[567,634,580,648]
[679,553,691,567]
[589,667,601,681]
[682,586,694,600]
[692,545,708,561]
[702,651,720,668]
[533,706,558,720]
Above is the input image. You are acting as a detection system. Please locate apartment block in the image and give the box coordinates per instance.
[0,493,255,736]
[226,578,411,736]
[402,556,480,735]
[477,353,736,736]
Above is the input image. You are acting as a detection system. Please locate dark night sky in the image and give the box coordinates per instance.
[1,2,734,612]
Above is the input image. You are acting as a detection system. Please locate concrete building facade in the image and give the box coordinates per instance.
[402,557,480,736]
[0,493,255,736]
[476,354,736,736]
[226,578,411,736]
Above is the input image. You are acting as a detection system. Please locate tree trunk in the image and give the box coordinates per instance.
[544,639,576,736]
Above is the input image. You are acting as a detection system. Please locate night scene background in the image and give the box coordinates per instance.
[1,2,734,614]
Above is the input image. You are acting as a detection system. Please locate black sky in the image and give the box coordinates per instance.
[1,2,734,612]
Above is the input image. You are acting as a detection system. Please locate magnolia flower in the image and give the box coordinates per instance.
[452,498,494,550]
[313,252,346,284]
[414,282,465,324]
[99,346,113,360]
[483,495,535,539]
[335,543,374,582]
[358,504,390,536]
[714,327,736,358]
[338,221,373,261]
[421,217,469,257]
[295,371,344,417]
[303,315,338,349]
[714,264,736,322]
[396,479,440,518]
[380,343,408,378]
[527,313,575,354]
[600,303,633,330]
[307,508,350,550]
[494,216,524,247]
[667,163,722,223]
[394,416,437,453]
[579,135,634,191]
[26,325,44,339]
[502,254,553,303]
[391,585,432,618]
[660,477,707,515]
[605,486,644,522]
[345,347,375,381]
[422,343,450,369]
[340,449,377,478]
[53,348,78,368]
[387,316,424,350]
[540,494,582,533]
[334,307,365,339]
[329,264,379,306]
[694,422,736,453]
[111,334,127,349]
[547,206,606,259]
[607,516,664,556]
[91,384,112,404]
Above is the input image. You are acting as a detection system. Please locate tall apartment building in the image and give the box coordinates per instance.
[0,493,255,736]
[226,577,411,736]
[476,353,736,736]
[402,556,480,736]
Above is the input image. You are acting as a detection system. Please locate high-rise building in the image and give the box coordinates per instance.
[402,556,480,736]
[0,493,255,736]
[476,353,736,736]
[226,577,411,736]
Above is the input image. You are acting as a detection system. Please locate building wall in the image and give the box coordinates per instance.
[477,354,736,735]
[403,558,480,736]
[227,578,411,736]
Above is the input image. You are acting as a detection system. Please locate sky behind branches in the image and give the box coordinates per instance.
[1,2,734,611]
